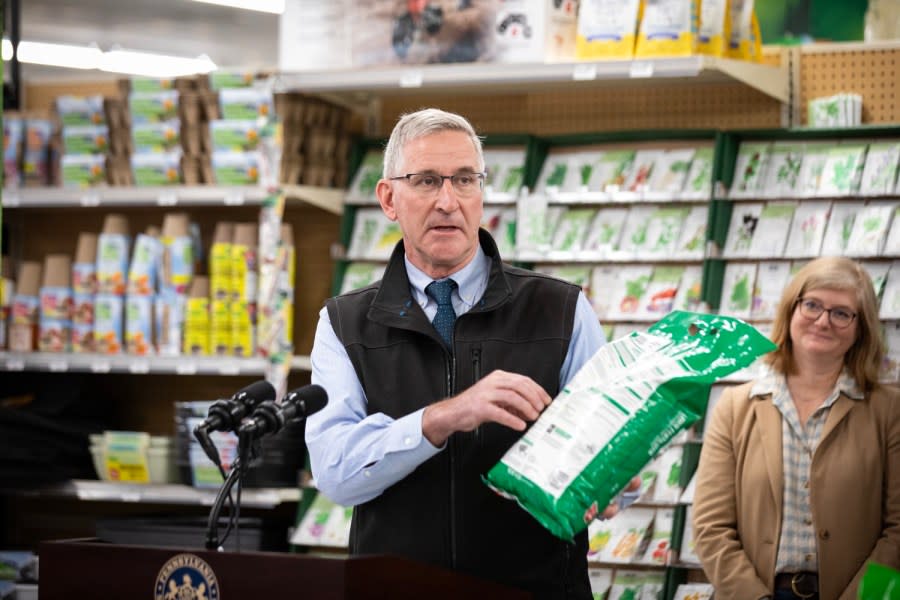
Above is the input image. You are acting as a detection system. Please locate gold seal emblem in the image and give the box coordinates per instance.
[154,553,220,600]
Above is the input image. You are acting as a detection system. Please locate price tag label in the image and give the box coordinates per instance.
[3,191,21,207]
[572,64,598,81]
[80,192,101,207]
[223,190,245,206]
[176,362,198,375]
[399,70,424,88]
[129,361,150,374]
[629,61,654,78]
[218,363,241,376]
[120,492,142,503]
[48,360,69,372]
[91,361,112,373]
[6,359,25,371]
[157,192,178,206]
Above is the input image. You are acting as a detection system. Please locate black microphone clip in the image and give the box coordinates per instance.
[238,384,328,441]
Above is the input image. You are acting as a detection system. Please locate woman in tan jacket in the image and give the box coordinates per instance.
[693,257,900,600]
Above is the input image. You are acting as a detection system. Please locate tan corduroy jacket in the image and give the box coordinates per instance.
[692,381,900,600]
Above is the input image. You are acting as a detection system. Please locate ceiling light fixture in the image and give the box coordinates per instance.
[2,39,218,77]
[189,0,285,15]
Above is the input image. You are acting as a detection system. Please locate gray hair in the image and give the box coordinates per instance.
[382,108,485,178]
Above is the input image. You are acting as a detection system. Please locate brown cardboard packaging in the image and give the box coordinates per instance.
[9,261,42,352]
[39,254,73,352]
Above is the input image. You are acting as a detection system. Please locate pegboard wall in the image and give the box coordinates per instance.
[799,41,900,126]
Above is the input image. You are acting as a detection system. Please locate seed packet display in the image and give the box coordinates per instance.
[681,147,714,199]
[759,142,804,198]
[819,201,859,256]
[883,206,900,255]
[589,507,656,563]
[748,201,796,258]
[672,582,714,600]
[796,142,832,197]
[671,265,704,313]
[643,207,690,258]
[535,150,574,194]
[751,261,792,321]
[345,208,389,259]
[879,261,900,319]
[582,207,629,259]
[860,262,891,301]
[858,141,900,196]
[722,202,764,258]
[550,208,598,254]
[587,150,637,193]
[485,311,775,540]
[673,205,708,259]
[622,149,666,194]
[642,508,675,564]
[587,568,614,600]
[637,266,685,321]
[606,265,654,321]
[881,322,900,382]
[346,150,383,203]
[590,265,620,320]
[646,148,696,197]
[480,206,517,258]
[783,200,831,258]
[615,205,658,259]
[844,201,896,257]
[516,194,554,257]
[649,444,683,503]
[719,262,757,320]
[729,142,771,198]
[483,147,527,200]
[817,144,868,197]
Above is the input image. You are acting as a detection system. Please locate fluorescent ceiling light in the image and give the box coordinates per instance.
[189,0,285,14]
[102,48,217,77]
[2,39,217,77]
[17,41,104,70]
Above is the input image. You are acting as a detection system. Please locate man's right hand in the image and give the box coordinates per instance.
[422,369,552,447]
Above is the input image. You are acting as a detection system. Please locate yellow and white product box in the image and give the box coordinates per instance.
[96,232,131,295]
[210,222,234,302]
[127,233,162,296]
[727,0,760,61]
[94,293,124,354]
[231,301,256,358]
[697,0,730,56]
[231,229,258,304]
[209,299,232,356]
[102,430,151,483]
[154,291,186,356]
[160,234,193,295]
[183,291,210,356]
[635,0,700,58]
[125,295,155,356]
[576,0,641,59]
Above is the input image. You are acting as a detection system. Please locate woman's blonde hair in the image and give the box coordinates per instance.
[766,256,883,391]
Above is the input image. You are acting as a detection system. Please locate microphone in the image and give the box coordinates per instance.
[238,384,328,440]
[195,380,277,435]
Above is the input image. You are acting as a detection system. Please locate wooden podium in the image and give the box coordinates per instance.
[40,538,531,599]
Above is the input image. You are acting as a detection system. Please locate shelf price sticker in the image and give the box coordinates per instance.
[223,189,245,206]
[48,359,69,372]
[399,70,424,88]
[80,191,101,207]
[91,360,112,373]
[572,64,598,81]
[157,191,178,206]
[629,61,655,79]
[3,191,21,207]
[217,362,241,376]
[129,360,151,374]
[5,358,25,371]
[175,362,198,375]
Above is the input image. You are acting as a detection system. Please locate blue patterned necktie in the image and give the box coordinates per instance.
[426,279,458,348]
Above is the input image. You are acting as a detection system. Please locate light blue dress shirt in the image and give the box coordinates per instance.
[306,245,606,507]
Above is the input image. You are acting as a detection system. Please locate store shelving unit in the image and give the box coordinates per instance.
[0,351,311,375]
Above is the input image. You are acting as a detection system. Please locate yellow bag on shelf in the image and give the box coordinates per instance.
[634,0,700,58]
[575,0,642,60]
[697,0,731,56]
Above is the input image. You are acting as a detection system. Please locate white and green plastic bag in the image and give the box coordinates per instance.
[484,310,776,541]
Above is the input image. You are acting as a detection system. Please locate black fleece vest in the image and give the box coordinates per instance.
[326,231,591,600]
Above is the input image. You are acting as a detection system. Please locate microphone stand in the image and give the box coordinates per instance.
[204,435,262,552]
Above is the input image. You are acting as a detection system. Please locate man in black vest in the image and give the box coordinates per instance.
[305,108,638,599]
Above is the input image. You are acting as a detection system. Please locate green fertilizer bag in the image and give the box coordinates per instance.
[484,310,776,541]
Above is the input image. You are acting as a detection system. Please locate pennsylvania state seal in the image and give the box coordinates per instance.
[154,553,220,600]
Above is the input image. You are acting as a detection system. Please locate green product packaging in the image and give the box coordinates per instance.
[859,562,900,600]
[484,310,776,541]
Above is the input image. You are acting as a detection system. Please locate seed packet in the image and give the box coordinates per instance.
[748,201,796,258]
[485,311,775,540]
